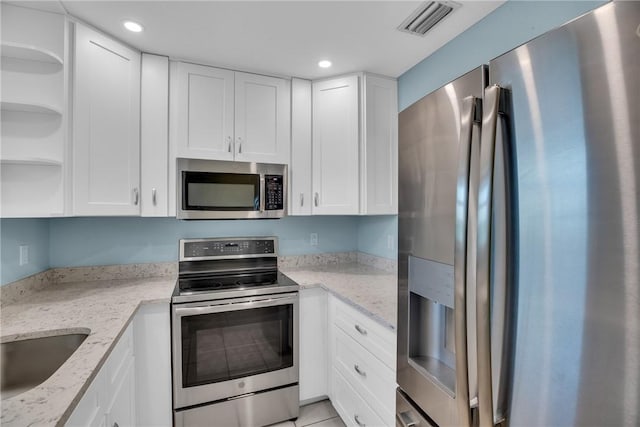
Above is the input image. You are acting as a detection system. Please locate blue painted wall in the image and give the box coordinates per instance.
[1,219,50,285]
[48,216,358,268]
[357,216,397,259]
[398,0,605,111]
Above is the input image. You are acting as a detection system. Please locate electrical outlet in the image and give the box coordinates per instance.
[310,233,318,246]
[19,245,29,266]
[387,234,394,250]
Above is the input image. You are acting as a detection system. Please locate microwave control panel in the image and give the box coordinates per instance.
[265,175,284,210]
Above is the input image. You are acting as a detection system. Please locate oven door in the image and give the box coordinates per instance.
[172,292,299,409]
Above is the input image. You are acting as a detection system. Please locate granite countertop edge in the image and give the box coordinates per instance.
[299,282,396,331]
[0,262,397,427]
[0,276,176,427]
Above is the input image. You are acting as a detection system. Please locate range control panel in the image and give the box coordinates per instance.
[180,238,277,260]
[264,175,284,211]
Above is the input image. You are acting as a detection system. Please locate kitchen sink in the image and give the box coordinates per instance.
[1,332,88,400]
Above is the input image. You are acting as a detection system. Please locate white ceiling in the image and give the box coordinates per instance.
[33,1,503,79]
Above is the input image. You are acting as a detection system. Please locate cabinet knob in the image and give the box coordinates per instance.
[314,192,319,207]
[113,423,119,427]
[152,188,157,206]
[237,137,242,154]
[300,193,304,207]
[227,136,232,152]
[133,188,139,206]
[354,415,365,427]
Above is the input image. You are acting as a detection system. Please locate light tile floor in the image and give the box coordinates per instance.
[267,399,346,427]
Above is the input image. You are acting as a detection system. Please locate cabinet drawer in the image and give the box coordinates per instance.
[334,328,395,420]
[332,369,388,427]
[333,299,395,369]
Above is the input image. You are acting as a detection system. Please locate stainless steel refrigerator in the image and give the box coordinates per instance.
[396,2,640,426]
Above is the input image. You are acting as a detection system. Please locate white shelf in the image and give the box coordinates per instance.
[1,157,62,166]
[1,42,63,65]
[1,101,63,115]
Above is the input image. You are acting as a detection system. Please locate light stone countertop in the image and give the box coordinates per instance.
[0,257,397,427]
[281,262,398,330]
[0,275,176,427]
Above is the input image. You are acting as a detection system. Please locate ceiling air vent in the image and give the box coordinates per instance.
[398,1,459,36]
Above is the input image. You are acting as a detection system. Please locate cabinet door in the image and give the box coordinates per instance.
[312,76,360,215]
[174,62,234,160]
[299,287,328,402]
[134,303,172,427]
[65,369,107,427]
[290,78,312,215]
[362,75,398,215]
[105,359,135,427]
[73,24,140,216]
[234,72,290,164]
[141,53,169,217]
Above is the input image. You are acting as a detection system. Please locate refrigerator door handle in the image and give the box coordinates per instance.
[454,95,481,427]
[477,85,512,427]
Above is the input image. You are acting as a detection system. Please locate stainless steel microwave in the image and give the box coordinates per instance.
[177,159,287,220]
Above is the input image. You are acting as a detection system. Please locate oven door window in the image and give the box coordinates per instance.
[180,304,293,388]
[183,171,260,211]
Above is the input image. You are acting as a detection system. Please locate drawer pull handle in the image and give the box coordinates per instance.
[354,364,366,377]
[354,414,365,427]
[354,324,367,335]
[113,423,119,427]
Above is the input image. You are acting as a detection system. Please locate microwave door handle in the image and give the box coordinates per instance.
[259,177,265,212]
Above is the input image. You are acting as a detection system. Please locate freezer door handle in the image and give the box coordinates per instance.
[396,411,418,427]
[454,95,481,427]
[477,84,513,427]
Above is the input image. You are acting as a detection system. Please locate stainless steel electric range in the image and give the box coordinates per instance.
[171,237,299,427]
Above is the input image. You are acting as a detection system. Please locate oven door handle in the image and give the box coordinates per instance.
[174,294,297,316]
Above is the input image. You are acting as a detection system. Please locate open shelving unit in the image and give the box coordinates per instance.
[1,4,67,217]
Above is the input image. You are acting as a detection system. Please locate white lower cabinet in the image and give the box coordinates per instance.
[133,303,172,426]
[299,287,329,402]
[66,324,134,427]
[67,303,171,427]
[329,296,396,427]
[333,370,387,427]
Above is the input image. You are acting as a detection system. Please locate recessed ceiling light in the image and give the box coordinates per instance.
[123,20,144,33]
[318,60,332,68]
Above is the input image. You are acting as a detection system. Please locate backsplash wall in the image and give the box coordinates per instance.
[47,216,359,268]
[1,219,50,285]
[1,216,401,286]
[357,215,397,260]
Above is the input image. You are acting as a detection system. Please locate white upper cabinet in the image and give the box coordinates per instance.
[173,62,234,160]
[361,74,398,215]
[140,53,169,217]
[312,75,360,215]
[302,73,398,216]
[73,23,141,216]
[234,72,290,164]
[0,3,67,218]
[289,78,312,215]
[171,62,290,164]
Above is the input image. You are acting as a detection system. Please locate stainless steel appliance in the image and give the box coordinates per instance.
[172,237,299,427]
[177,159,287,220]
[397,3,640,427]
